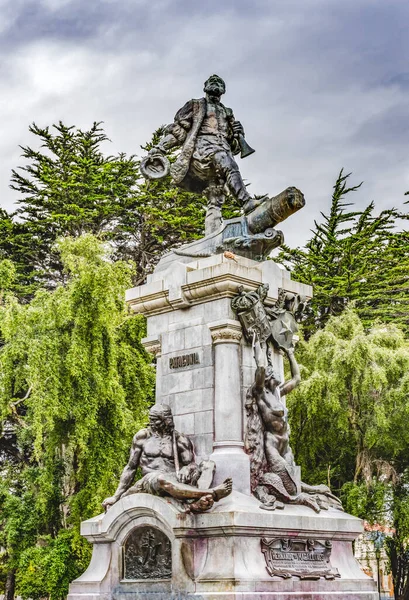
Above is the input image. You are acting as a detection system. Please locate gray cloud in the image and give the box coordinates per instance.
[0,0,408,248]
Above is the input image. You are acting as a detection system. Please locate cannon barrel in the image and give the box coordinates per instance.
[246,187,305,234]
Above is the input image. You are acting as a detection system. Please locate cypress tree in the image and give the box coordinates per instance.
[278,170,409,336]
[7,122,207,296]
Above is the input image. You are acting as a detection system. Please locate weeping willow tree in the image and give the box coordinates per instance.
[289,308,409,598]
[0,235,154,600]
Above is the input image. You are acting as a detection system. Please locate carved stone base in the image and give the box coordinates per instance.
[68,492,377,600]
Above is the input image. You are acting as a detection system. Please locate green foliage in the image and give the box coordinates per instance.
[290,309,409,598]
[278,170,409,336]
[0,235,154,599]
[0,260,16,297]
[7,122,206,296]
[0,210,14,262]
[387,477,409,599]
[341,480,391,522]
[15,530,89,600]
[290,308,409,490]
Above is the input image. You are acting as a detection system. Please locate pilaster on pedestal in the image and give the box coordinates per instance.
[208,320,250,495]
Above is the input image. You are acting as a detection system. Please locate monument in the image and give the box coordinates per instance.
[68,76,377,599]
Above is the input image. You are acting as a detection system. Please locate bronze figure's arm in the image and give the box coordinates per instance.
[226,107,255,158]
[252,334,266,393]
[153,100,194,154]
[102,429,147,509]
[225,107,244,156]
[177,432,195,466]
[176,433,198,484]
[279,347,301,396]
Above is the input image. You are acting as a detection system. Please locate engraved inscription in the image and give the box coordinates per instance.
[123,526,172,580]
[261,538,340,580]
[169,352,200,369]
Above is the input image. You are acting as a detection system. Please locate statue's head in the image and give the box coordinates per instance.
[149,404,174,434]
[265,365,281,389]
[204,74,226,97]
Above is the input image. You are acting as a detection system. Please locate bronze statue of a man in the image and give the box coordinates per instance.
[246,337,342,512]
[144,74,254,234]
[102,404,232,513]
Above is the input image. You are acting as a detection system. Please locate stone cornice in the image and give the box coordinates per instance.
[126,255,313,317]
[182,273,259,305]
[127,288,172,316]
[127,274,261,316]
[142,337,162,357]
[172,524,360,541]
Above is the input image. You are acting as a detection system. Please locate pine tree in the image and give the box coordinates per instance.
[278,170,409,336]
[0,209,40,298]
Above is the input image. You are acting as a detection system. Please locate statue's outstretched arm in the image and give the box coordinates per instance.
[279,348,301,396]
[102,430,146,508]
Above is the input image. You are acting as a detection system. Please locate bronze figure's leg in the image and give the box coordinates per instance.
[213,150,252,206]
[255,484,285,511]
[121,474,232,512]
[136,473,232,502]
[204,181,225,236]
[157,475,232,501]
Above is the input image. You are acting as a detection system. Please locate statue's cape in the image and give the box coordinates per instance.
[170,98,206,184]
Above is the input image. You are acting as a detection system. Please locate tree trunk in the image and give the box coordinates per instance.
[402,568,409,600]
[388,538,409,600]
[4,568,16,600]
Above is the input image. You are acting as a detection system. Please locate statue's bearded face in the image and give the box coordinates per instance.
[204,75,226,97]
[149,412,174,435]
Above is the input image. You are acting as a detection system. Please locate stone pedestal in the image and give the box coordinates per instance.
[68,493,377,600]
[68,254,377,599]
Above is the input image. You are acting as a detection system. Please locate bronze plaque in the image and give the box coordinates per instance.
[261,538,340,580]
[123,526,171,580]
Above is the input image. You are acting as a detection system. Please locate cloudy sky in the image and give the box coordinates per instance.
[0,0,408,247]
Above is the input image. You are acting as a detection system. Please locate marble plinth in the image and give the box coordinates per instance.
[68,492,377,600]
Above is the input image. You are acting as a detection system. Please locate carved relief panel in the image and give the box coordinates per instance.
[123,526,172,580]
